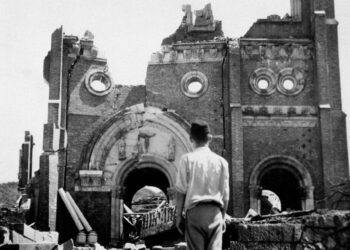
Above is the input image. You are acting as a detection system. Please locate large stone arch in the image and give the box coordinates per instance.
[77,104,192,244]
[249,155,314,214]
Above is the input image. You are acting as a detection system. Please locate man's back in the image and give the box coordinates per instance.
[175,120,229,250]
[176,146,229,212]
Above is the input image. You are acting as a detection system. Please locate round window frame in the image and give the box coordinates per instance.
[85,69,113,96]
[180,71,209,98]
[249,68,277,96]
[277,68,304,96]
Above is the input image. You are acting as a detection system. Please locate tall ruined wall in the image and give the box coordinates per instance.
[34,0,349,245]
[39,29,146,235]
[239,38,322,213]
[146,41,227,156]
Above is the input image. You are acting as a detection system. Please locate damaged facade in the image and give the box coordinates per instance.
[22,0,349,246]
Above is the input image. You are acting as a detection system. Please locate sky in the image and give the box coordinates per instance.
[0,0,349,183]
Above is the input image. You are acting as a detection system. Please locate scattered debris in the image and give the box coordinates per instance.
[226,210,350,250]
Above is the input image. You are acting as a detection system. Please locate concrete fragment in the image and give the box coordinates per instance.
[11,231,35,244]
[10,224,58,244]
[11,224,36,242]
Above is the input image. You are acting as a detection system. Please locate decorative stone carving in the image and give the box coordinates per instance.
[209,48,218,58]
[103,171,113,186]
[288,107,297,116]
[184,49,192,59]
[240,41,314,61]
[243,117,318,128]
[79,170,103,187]
[136,130,156,156]
[168,136,176,162]
[149,42,226,65]
[242,105,317,116]
[118,138,126,160]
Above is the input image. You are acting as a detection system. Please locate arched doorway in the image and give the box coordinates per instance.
[123,167,170,207]
[111,155,178,244]
[77,105,193,245]
[260,167,302,214]
[249,155,314,214]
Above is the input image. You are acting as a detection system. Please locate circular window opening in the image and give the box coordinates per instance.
[187,81,203,94]
[90,79,108,92]
[85,70,113,96]
[180,71,209,98]
[131,186,168,213]
[257,79,269,90]
[283,79,295,90]
[249,68,277,96]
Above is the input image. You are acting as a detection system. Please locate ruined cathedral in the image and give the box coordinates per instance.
[22,0,349,245]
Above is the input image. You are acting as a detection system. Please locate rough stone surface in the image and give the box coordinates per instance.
[228,210,350,250]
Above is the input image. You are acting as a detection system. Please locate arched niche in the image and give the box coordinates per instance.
[249,155,314,214]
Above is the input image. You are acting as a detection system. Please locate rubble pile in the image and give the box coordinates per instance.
[0,223,59,249]
[0,208,25,228]
[227,210,350,250]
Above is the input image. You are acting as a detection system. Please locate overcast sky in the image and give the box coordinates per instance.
[0,0,349,183]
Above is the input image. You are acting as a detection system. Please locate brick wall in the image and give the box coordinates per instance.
[243,125,323,210]
[146,61,225,155]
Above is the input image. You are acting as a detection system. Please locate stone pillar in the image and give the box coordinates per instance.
[37,153,59,230]
[249,185,261,214]
[304,186,315,210]
[315,11,331,208]
[167,187,176,206]
[314,10,349,208]
[18,131,34,191]
[110,186,125,246]
[228,42,245,217]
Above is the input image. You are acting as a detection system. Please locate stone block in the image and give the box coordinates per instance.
[10,231,35,244]
[237,223,300,243]
[11,224,36,242]
[36,231,59,243]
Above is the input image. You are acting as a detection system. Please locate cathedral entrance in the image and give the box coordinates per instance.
[260,167,302,214]
[249,156,314,214]
[123,167,170,208]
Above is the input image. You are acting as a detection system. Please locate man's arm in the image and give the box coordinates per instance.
[175,191,186,235]
[222,160,230,218]
[222,199,228,216]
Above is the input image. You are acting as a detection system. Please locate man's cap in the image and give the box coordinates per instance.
[190,120,211,139]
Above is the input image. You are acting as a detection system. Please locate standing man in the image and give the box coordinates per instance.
[175,120,229,250]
